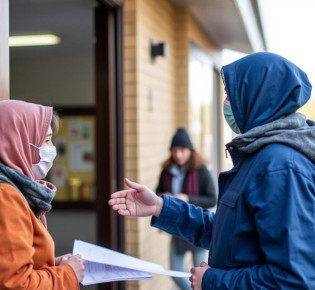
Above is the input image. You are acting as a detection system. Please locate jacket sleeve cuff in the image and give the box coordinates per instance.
[150,195,176,231]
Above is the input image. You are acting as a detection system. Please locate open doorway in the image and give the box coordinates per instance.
[9,1,124,289]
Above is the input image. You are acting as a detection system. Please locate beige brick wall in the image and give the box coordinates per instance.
[124,0,138,184]
[123,1,220,289]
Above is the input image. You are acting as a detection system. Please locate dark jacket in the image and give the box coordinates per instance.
[156,164,217,208]
[156,164,217,253]
[152,52,315,289]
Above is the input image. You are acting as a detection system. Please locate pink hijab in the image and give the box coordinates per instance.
[0,100,52,180]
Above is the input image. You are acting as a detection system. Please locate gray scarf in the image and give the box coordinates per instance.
[0,164,55,215]
[231,113,315,164]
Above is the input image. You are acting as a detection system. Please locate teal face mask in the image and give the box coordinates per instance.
[223,100,240,134]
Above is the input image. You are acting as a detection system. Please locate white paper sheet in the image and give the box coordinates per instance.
[82,261,152,285]
[73,240,190,285]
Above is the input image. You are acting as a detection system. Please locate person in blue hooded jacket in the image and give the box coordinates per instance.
[108,52,315,289]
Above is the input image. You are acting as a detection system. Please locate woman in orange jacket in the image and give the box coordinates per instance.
[0,100,85,289]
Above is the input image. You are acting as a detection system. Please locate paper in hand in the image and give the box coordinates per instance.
[73,240,190,285]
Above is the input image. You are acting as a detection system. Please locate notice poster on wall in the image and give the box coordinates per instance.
[70,143,93,171]
[49,110,95,202]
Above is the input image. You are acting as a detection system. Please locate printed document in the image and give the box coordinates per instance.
[73,240,190,285]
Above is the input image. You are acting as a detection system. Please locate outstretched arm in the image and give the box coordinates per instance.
[108,178,164,217]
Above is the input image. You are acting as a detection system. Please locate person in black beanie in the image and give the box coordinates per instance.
[155,127,217,290]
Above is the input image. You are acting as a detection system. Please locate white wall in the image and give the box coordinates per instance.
[10,56,94,106]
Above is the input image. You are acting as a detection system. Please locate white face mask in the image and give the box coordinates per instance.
[30,143,57,179]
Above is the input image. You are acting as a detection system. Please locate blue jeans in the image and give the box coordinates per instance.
[170,237,208,290]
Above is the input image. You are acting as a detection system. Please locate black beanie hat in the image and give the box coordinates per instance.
[170,127,194,150]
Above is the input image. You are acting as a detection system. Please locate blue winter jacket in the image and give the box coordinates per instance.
[151,52,315,289]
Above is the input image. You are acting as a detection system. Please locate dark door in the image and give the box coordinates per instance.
[95,1,125,290]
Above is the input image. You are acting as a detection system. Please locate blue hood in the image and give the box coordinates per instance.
[221,52,312,133]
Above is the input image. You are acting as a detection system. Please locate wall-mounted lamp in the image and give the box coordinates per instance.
[150,40,168,63]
